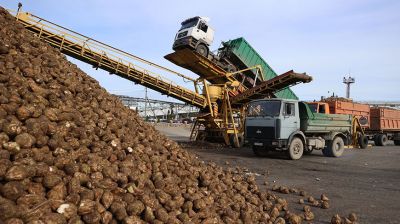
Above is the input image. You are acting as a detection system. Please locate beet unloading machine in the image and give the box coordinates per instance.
[10,8,312,147]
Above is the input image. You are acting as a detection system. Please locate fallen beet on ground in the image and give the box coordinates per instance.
[0,7,357,224]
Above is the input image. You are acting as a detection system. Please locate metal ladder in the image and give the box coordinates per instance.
[190,120,202,141]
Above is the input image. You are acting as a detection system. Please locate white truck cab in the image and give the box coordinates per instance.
[173,16,215,57]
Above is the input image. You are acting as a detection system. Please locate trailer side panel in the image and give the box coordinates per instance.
[370,107,400,131]
[324,99,371,128]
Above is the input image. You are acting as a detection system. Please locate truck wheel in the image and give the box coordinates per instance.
[358,135,368,149]
[326,136,345,157]
[229,134,244,148]
[196,131,206,141]
[375,134,388,146]
[287,137,303,160]
[253,146,269,157]
[196,44,209,58]
[373,135,380,146]
[394,140,400,146]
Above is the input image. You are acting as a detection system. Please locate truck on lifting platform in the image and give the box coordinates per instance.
[172,16,298,99]
[245,98,365,160]
[173,16,214,58]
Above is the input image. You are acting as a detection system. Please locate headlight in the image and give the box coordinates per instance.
[177,31,188,38]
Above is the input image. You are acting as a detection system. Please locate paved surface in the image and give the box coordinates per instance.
[153,123,191,142]
[155,124,400,224]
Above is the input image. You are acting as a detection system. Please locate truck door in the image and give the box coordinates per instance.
[281,102,299,139]
[197,22,209,41]
[198,22,208,33]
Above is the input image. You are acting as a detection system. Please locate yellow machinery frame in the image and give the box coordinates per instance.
[352,116,366,148]
[12,9,245,146]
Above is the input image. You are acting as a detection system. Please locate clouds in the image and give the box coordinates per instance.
[2,0,399,101]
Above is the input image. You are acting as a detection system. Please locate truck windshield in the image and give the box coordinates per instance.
[247,101,281,117]
[180,18,199,30]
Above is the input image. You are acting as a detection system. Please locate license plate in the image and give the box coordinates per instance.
[254,142,263,146]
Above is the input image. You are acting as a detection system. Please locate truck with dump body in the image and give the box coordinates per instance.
[245,98,354,160]
[369,107,400,146]
[217,38,298,99]
[172,17,298,100]
[323,97,370,128]
[307,98,400,146]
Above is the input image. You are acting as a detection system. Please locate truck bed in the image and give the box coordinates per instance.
[299,102,352,134]
[370,107,400,131]
[323,97,370,128]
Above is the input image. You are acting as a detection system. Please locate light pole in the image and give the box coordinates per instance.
[343,76,355,98]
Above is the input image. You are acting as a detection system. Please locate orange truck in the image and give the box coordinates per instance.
[369,107,400,146]
[307,97,400,146]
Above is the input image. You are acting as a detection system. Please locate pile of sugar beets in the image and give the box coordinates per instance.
[0,7,358,224]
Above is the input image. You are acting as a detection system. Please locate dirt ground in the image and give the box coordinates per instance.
[155,124,400,224]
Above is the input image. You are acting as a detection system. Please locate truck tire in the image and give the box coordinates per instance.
[326,136,345,157]
[196,131,206,141]
[394,140,400,146]
[373,135,380,146]
[229,134,244,148]
[358,135,368,149]
[196,44,208,58]
[375,134,388,146]
[287,137,304,160]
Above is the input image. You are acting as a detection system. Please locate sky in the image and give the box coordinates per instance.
[1,0,400,102]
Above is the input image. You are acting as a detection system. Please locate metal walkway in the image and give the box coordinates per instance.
[165,49,238,84]
[13,11,207,108]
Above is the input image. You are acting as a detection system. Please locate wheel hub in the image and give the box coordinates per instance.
[335,143,341,151]
[294,144,300,154]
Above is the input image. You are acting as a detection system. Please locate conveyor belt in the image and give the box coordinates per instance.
[231,70,312,105]
[11,10,311,110]
[12,11,207,108]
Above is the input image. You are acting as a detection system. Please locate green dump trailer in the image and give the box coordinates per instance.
[220,37,298,100]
